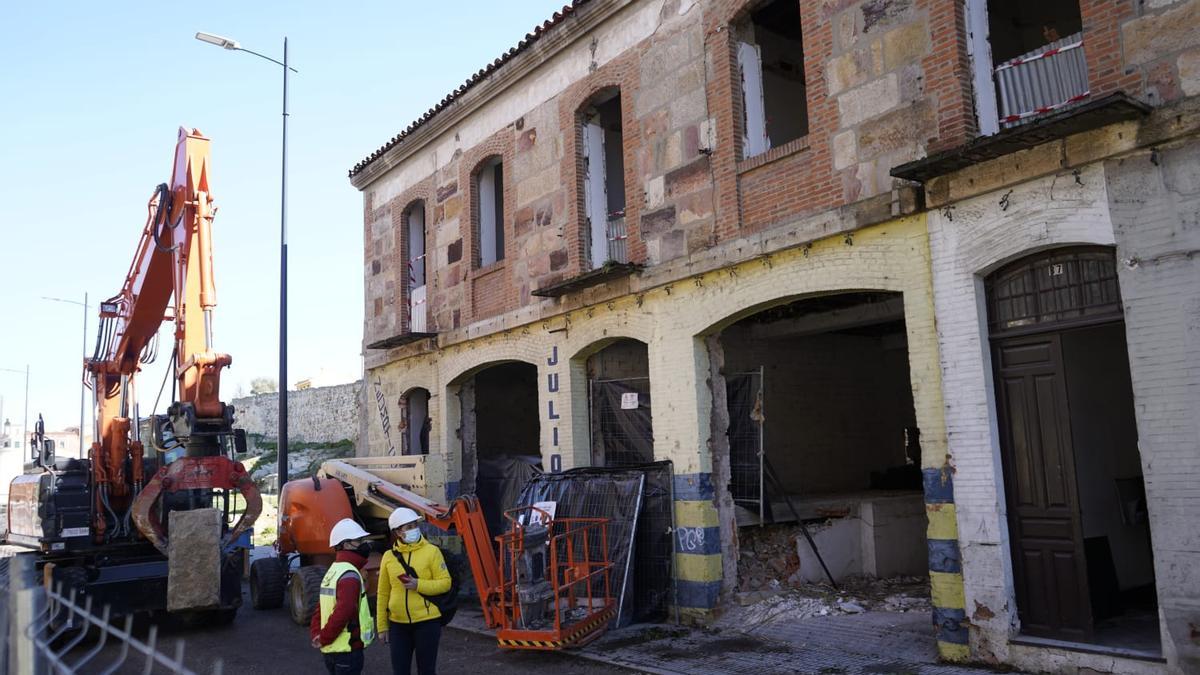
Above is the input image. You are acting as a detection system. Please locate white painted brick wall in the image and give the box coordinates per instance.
[927,163,1117,663]
[1105,142,1200,672]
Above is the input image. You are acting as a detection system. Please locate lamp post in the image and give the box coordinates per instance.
[196,32,297,487]
[43,293,89,455]
[0,366,30,452]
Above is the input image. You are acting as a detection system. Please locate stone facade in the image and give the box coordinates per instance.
[231,381,361,445]
[351,1,1200,671]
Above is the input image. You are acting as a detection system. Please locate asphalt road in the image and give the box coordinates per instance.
[80,587,635,674]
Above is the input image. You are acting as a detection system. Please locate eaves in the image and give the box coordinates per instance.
[349,0,632,192]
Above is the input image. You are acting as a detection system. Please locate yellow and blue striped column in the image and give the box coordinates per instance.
[924,466,969,661]
[672,473,723,621]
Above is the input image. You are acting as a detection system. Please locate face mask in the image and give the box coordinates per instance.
[402,529,421,544]
[352,542,372,558]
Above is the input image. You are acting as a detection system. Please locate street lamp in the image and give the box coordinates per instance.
[43,293,90,455]
[0,365,30,452]
[196,31,298,486]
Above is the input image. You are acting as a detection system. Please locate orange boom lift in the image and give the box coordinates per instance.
[251,458,616,650]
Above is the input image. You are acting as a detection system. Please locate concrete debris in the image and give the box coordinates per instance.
[729,523,931,632]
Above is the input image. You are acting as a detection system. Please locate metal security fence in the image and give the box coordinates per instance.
[590,377,653,468]
[727,370,767,522]
[6,554,221,675]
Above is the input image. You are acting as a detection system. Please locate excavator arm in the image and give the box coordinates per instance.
[87,127,259,550]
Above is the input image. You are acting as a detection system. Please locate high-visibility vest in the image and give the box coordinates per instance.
[318,562,376,653]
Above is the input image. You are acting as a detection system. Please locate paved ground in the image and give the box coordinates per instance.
[453,607,1018,675]
[81,597,635,674]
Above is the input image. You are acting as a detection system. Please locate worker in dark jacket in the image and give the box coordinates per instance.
[310,518,376,674]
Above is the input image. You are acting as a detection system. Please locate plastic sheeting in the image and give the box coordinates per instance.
[591,379,654,467]
[515,461,674,627]
[477,455,542,542]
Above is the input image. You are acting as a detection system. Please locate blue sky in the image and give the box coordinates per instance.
[0,1,569,433]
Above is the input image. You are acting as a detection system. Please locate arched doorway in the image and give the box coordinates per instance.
[586,339,652,467]
[987,246,1158,650]
[401,387,430,455]
[455,362,540,537]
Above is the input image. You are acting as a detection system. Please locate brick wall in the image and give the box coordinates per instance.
[1105,140,1200,673]
[923,161,1188,671]
[359,0,1200,352]
[360,0,972,346]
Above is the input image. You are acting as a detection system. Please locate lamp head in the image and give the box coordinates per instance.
[195,32,240,50]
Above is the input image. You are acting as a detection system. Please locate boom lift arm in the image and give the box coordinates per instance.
[274,458,616,650]
[316,460,505,626]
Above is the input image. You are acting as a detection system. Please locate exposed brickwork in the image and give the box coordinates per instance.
[558,50,646,275]
[390,177,436,334]
[461,129,516,322]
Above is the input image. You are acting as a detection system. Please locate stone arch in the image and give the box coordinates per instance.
[444,357,541,535]
[399,385,433,456]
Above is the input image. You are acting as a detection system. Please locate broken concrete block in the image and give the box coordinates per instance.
[167,507,222,611]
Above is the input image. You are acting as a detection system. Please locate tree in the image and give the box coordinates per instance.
[250,377,278,395]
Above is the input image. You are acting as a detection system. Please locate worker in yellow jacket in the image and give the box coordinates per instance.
[378,507,451,675]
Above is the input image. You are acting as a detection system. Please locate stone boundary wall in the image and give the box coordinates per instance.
[232,381,362,445]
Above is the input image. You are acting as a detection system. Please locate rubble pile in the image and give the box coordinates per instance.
[736,523,807,592]
[726,524,932,631]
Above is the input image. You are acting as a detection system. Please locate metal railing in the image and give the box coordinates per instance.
[606,214,628,264]
[995,32,1089,127]
[7,553,221,675]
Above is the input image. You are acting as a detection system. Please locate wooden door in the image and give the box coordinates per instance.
[994,333,1093,641]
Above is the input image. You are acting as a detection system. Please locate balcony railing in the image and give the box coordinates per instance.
[996,32,1089,128]
[606,212,628,265]
[409,283,427,333]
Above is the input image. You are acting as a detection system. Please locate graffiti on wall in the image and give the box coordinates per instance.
[374,376,397,456]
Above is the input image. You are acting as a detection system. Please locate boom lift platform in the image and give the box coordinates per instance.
[250,457,617,650]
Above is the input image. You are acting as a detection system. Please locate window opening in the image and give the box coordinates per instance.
[737,0,808,159]
[976,0,1087,129]
[477,158,505,266]
[406,202,428,332]
[583,93,628,268]
[985,247,1121,336]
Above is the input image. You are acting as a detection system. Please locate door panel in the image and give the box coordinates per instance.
[995,333,1094,641]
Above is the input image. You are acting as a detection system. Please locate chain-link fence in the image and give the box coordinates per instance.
[5,553,221,674]
[589,377,653,468]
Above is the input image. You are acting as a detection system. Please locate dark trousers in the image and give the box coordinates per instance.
[388,620,442,675]
[322,649,364,675]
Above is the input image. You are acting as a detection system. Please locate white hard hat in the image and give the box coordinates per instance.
[388,507,422,530]
[328,518,370,548]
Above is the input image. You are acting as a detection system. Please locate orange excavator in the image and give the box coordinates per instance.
[6,128,260,620]
[251,458,617,650]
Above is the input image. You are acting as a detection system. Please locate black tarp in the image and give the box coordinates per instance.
[477,455,542,542]
[591,379,654,467]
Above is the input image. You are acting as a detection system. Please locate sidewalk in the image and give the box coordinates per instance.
[452,608,1012,675]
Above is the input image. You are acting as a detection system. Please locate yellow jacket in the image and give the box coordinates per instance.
[377,536,451,631]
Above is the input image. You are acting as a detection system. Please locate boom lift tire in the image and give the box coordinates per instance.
[250,556,287,610]
[288,564,326,626]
